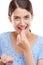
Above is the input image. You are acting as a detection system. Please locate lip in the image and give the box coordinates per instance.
[18,25,28,30]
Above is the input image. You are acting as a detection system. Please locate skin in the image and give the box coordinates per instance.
[0,7,43,65]
[11,8,32,34]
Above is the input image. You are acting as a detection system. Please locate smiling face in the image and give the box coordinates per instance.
[9,8,33,34]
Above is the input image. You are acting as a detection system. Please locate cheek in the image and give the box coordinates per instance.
[26,20,31,25]
[14,20,20,25]
[12,20,19,26]
[25,21,31,28]
[11,17,20,26]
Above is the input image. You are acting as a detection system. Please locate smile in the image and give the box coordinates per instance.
[18,25,28,30]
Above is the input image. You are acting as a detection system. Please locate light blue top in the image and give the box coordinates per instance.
[0,32,43,65]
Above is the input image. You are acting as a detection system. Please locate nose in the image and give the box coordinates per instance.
[20,19,25,26]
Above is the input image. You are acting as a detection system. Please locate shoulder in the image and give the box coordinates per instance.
[36,35,43,50]
[32,33,43,48]
[35,35,43,46]
[37,36,43,59]
[0,32,11,45]
[0,32,10,40]
[0,32,11,49]
[0,32,11,56]
[32,33,43,44]
[38,36,43,44]
[33,33,43,44]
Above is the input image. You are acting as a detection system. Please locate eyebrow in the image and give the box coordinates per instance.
[13,15,30,18]
[13,16,20,19]
[13,16,19,17]
[24,15,30,17]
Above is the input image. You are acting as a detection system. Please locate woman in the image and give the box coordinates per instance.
[0,0,43,65]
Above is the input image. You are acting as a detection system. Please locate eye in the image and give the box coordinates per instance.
[24,16,30,20]
[14,16,20,21]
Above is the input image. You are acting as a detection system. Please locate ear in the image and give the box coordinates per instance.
[8,16,12,22]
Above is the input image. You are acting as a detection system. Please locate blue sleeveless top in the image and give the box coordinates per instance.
[0,32,43,65]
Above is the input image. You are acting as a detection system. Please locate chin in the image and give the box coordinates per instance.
[17,30,27,34]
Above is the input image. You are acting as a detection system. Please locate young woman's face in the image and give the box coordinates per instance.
[10,8,33,33]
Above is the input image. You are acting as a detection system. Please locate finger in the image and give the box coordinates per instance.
[1,55,13,63]
[16,34,21,45]
[1,54,7,63]
[20,31,26,41]
[6,57,13,63]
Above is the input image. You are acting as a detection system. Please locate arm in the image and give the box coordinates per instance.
[17,31,34,65]
[24,49,34,65]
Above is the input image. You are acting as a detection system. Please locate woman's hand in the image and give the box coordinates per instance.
[16,30,31,53]
[0,54,13,64]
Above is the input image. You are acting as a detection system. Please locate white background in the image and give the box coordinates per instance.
[0,0,43,36]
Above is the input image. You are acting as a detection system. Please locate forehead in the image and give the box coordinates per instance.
[12,8,31,16]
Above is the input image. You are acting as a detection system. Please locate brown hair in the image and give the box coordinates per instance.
[8,0,33,16]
